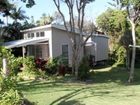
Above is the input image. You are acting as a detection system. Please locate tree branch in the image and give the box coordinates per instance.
[53,0,68,31]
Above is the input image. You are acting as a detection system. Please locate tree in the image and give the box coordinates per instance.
[0,0,14,25]
[108,0,123,9]
[0,0,35,13]
[21,20,35,30]
[10,7,28,23]
[19,0,35,8]
[36,13,54,26]
[53,0,95,78]
[112,0,140,82]
[52,11,63,24]
[123,0,140,82]
[0,19,4,42]
[0,0,12,12]
[96,9,128,50]
[96,8,133,67]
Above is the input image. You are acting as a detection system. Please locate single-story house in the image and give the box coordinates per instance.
[2,24,109,66]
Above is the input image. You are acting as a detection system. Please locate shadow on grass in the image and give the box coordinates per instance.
[50,87,86,105]
[17,65,140,105]
[17,80,74,94]
[93,65,140,85]
[18,65,140,93]
[57,100,85,105]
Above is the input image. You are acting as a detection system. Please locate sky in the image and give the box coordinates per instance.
[5,0,112,24]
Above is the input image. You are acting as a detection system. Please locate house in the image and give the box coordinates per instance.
[3,24,109,66]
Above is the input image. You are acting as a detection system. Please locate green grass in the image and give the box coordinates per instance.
[18,66,140,105]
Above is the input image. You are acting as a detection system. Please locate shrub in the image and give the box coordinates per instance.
[0,47,15,75]
[115,46,126,65]
[0,89,23,105]
[18,56,47,80]
[0,47,23,76]
[0,47,35,105]
[10,57,23,76]
[45,58,58,75]
[35,58,47,70]
[23,56,37,72]
[78,56,91,80]
[0,73,23,105]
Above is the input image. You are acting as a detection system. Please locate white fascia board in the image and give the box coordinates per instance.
[3,38,49,49]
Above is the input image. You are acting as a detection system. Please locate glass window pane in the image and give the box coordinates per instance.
[36,32,39,37]
[28,33,30,38]
[62,45,69,64]
[40,32,44,37]
[31,33,34,38]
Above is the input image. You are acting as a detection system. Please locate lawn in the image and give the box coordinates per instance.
[18,66,140,105]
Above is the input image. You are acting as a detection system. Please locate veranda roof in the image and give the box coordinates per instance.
[2,38,49,49]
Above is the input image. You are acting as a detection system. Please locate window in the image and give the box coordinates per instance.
[28,45,42,58]
[31,33,34,38]
[36,32,39,37]
[62,45,69,65]
[40,32,45,37]
[35,45,42,58]
[28,33,31,38]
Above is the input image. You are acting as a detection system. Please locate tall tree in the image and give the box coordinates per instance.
[0,0,14,25]
[0,19,4,41]
[96,9,127,50]
[108,0,123,9]
[123,0,140,82]
[10,7,28,23]
[0,0,12,12]
[52,11,63,24]
[53,0,95,78]
[36,13,54,26]
[19,0,35,8]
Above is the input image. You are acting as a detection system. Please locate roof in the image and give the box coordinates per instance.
[85,38,96,46]
[21,24,109,39]
[2,37,48,49]
[21,24,80,35]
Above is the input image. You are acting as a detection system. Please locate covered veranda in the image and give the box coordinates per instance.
[2,38,49,60]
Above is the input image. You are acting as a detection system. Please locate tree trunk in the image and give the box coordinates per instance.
[128,21,136,83]
[2,58,9,77]
[6,16,8,26]
[126,48,130,71]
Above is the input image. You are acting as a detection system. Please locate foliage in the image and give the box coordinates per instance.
[0,47,24,76]
[18,56,39,80]
[21,20,35,30]
[10,7,29,23]
[96,9,128,64]
[78,56,90,80]
[23,56,37,72]
[35,58,47,70]
[36,13,53,26]
[119,29,132,49]
[119,0,140,82]
[20,0,35,8]
[115,46,126,65]
[45,58,58,75]
[96,8,127,36]
[0,46,16,75]
[0,72,35,105]
[136,26,140,45]
[0,72,23,105]
[18,56,47,80]
[0,0,13,13]
[0,89,23,105]
[2,22,22,41]
[109,45,126,65]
